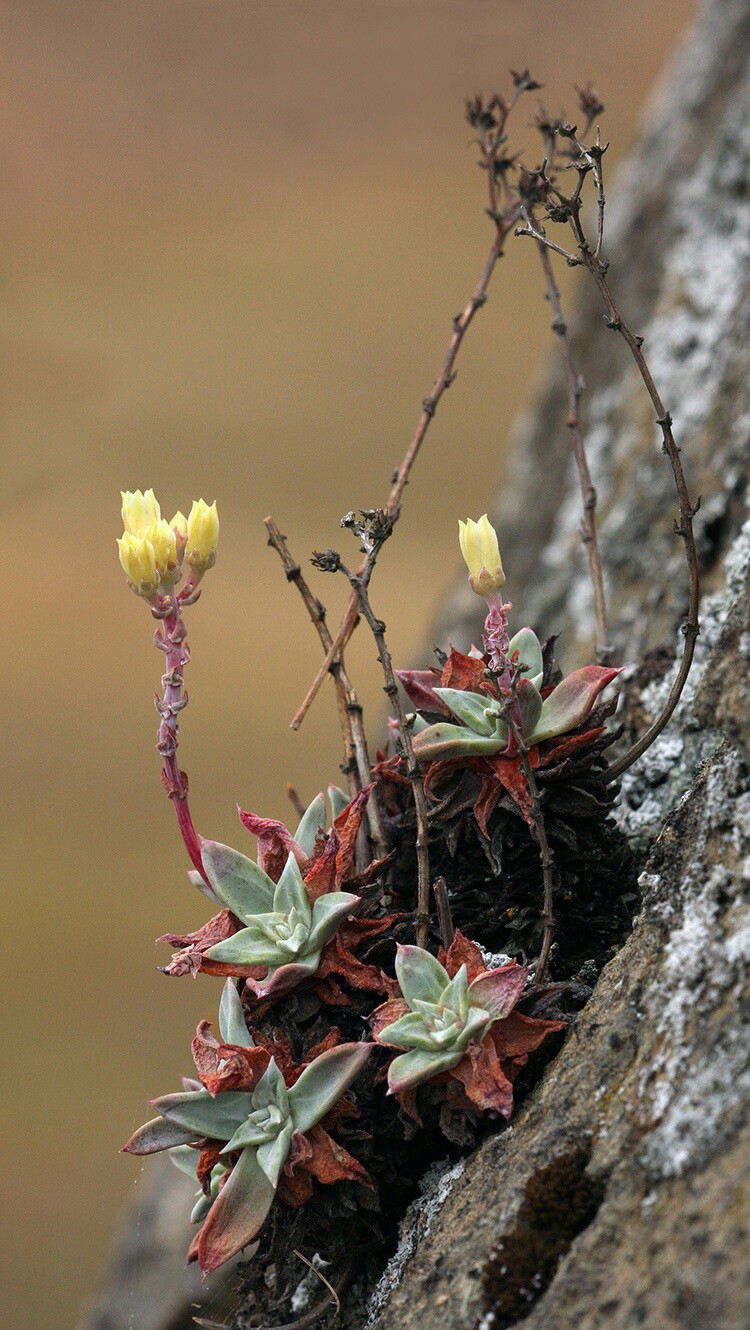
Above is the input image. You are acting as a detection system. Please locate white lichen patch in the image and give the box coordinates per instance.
[635,741,750,1179]
[365,1158,465,1326]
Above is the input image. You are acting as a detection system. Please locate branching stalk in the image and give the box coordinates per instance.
[535,242,610,660]
[264,517,388,860]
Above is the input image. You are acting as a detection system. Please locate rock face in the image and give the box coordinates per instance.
[370,1,750,1327]
[82,3,750,1327]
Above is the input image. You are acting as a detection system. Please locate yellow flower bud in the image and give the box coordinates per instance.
[148,518,179,586]
[458,514,506,598]
[121,489,161,538]
[169,511,188,560]
[186,499,219,572]
[117,531,159,596]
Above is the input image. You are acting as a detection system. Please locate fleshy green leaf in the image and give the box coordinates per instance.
[294,794,326,857]
[246,953,322,999]
[453,1006,492,1051]
[525,666,621,745]
[123,1116,201,1155]
[441,964,469,1022]
[152,1089,252,1137]
[205,927,289,967]
[256,1122,294,1187]
[433,688,501,737]
[377,1011,439,1052]
[188,868,221,905]
[198,1146,276,1273]
[169,1145,200,1179]
[327,785,349,820]
[218,979,253,1048]
[252,1058,290,1115]
[387,1047,464,1094]
[517,678,543,738]
[200,841,276,920]
[288,1043,371,1135]
[307,892,359,951]
[412,718,508,763]
[396,945,451,1009]
[508,627,543,681]
[273,853,312,925]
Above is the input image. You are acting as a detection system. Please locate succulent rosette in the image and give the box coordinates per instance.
[125,981,372,1273]
[160,787,395,1002]
[371,932,563,1117]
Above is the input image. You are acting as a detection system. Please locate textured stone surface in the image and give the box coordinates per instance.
[370,1,750,1327]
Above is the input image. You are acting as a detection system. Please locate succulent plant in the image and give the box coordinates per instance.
[159,788,398,1000]
[403,626,619,764]
[198,846,360,999]
[372,942,528,1094]
[371,933,563,1114]
[125,981,372,1273]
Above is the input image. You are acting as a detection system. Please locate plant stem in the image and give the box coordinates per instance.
[154,596,206,880]
[535,242,610,660]
[339,553,432,948]
[264,517,387,860]
[291,203,521,733]
[501,704,555,982]
[574,253,701,779]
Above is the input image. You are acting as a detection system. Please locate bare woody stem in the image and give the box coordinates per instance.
[535,241,610,660]
[264,517,388,859]
[576,254,700,780]
[153,595,206,881]
[336,548,432,948]
[500,705,556,982]
[291,202,522,733]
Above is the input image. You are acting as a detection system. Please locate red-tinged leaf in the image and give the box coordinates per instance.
[253,1028,295,1079]
[338,912,402,945]
[197,1147,276,1274]
[237,807,307,880]
[526,666,622,745]
[186,1229,201,1265]
[308,974,351,1006]
[303,1027,342,1064]
[422,756,471,799]
[394,1083,422,1123]
[296,1125,374,1189]
[473,776,502,837]
[396,668,451,716]
[197,1142,224,1197]
[303,827,339,901]
[541,726,605,766]
[437,929,486,982]
[317,931,388,994]
[440,647,496,696]
[369,997,409,1041]
[332,786,373,884]
[490,1009,565,1080]
[344,851,396,890]
[191,1020,270,1096]
[468,964,529,1020]
[449,1033,516,1117]
[160,910,240,978]
[480,751,541,829]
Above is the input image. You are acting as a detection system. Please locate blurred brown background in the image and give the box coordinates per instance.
[1,2,694,1326]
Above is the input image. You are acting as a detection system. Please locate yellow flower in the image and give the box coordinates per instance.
[121,489,161,538]
[458,514,506,597]
[170,510,188,560]
[117,531,158,596]
[149,517,179,586]
[186,499,219,572]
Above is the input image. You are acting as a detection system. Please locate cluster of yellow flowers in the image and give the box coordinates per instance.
[458,513,505,598]
[118,490,219,598]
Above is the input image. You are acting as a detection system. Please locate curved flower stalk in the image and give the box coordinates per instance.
[371,933,563,1117]
[160,787,396,1003]
[116,490,220,881]
[124,983,372,1274]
